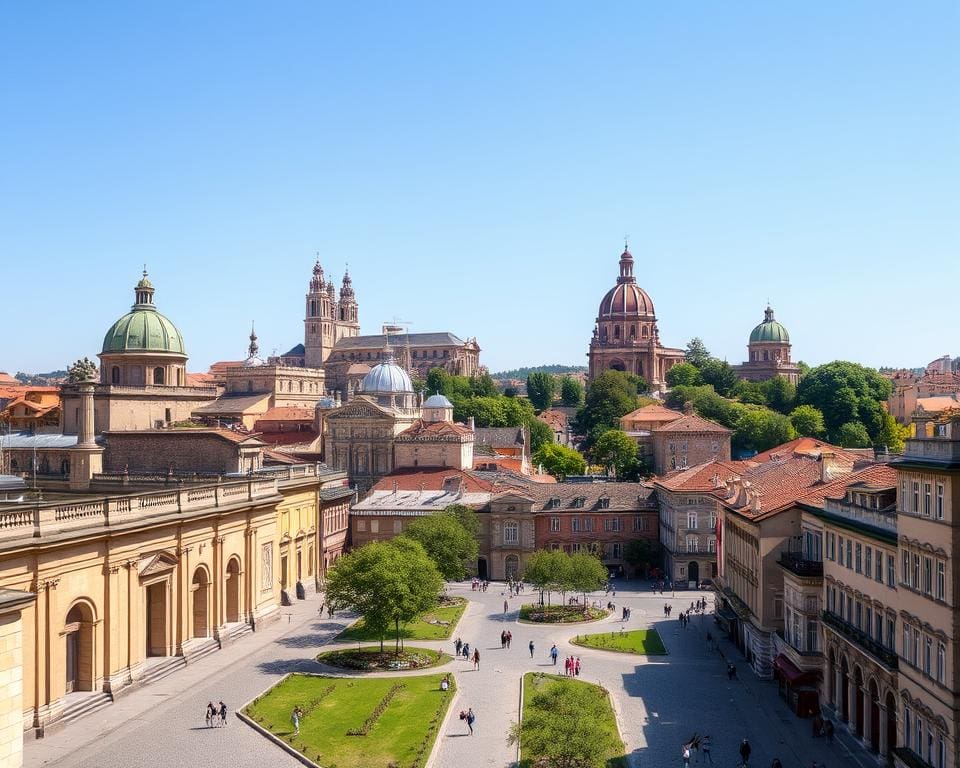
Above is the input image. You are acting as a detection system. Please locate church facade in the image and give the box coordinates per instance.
[587,246,685,388]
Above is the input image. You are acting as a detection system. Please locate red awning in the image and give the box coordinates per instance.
[773,654,816,685]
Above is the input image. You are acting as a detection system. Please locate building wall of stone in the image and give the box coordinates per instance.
[657,490,719,585]
[652,430,731,474]
[319,497,351,577]
[0,611,25,767]
[62,389,217,434]
[350,514,415,548]
[393,440,471,471]
[102,433,247,475]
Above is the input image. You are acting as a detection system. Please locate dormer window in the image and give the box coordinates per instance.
[599,497,610,509]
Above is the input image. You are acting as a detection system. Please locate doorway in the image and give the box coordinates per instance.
[687,561,700,587]
[505,554,520,580]
[477,557,488,581]
[192,568,210,639]
[146,582,167,657]
[65,602,94,692]
[226,557,241,623]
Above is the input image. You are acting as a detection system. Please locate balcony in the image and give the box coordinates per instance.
[778,553,823,579]
[822,610,898,670]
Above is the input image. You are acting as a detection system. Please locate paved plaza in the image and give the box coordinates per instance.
[27,582,880,768]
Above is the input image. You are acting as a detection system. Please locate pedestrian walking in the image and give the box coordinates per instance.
[463,642,470,659]
[291,706,302,735]
[738,738,751,765]
[219,700,228,726]
[529,640,535,658]
[701,734,713,764]
[319,602,325,616]
[550,644,558,665]
[506,630,512,649]
[455,637,463,656]
[682,745,691,767]
[824,719,834,743]
[501,630,506,649]
[205,701,215,728]
[466,707,475,735]
[575,657,581,676]
[504,599,509,615]
[473,649,480,670]
[564,656,572,675]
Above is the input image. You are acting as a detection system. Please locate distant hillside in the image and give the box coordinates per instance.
[491,364,587,380]
[15,370,68,385]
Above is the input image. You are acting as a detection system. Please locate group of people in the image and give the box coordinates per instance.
[499,629,513,648]
[620,606,632,621]
[453,638,481,669]
[470,578,490,592]
[653,579,673,594]
[506,578,524,595]
[677,611,693,627]
[680,733,713,765]
[811,714,834,741]
[563,655,582,677]
[458,706,476,735]
[204,701,228,727]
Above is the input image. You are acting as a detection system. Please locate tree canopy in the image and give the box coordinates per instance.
[796,361,893,446]
[789,404,826,438]
[400,510,479,581]
[533,443,587,479]
[665,362,702,388]
[591,429,640,479]
[324,539,442,652]
[574,370,644,447]
[527,372,557,411]
[560,377,584,407]
[684,337,711,368]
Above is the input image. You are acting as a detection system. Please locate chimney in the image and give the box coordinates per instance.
[468,416,475,431]
[819,451,841,483]
[683,401,694,416]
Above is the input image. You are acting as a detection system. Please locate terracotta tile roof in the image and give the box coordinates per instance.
[208,360,245,375]
[655,459,752,492]
[397,419,473,439]
[371,468,496,493]
[922,372,960,387]
[796,463,897,509]
[475,427,526,449]
[257,407,316,422]
[751,437,864,464]
[652,413,731,434]
[0,372,19,386]
[915,395,960,413]
[621,404,682,423]
[255,430,318,446]
[532,481,658,510]
[537,410,567,430]
[186,372,215,386]
[473,456,526,473]
[718,457,826,518]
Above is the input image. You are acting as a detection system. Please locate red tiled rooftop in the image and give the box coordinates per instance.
[751,437,863,464]
[652,413,731,434]
[372,468,496,493]
[796,463,897,509]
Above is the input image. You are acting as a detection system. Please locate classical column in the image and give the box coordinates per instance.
[176,546,192,651]
[834,667,843,712]
[213,536,225,631]
[878,704,889,755]
[861,686,872,744]
[244,528,255,623]
[102,563,121,692]
[69,379,104,491]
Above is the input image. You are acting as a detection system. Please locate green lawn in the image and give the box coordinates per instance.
[520,673,626,768]
[337,597,466,642]
[243,673,455,768]
[518,603,608,624]
[316,645,450,671]
[571,628,667,655]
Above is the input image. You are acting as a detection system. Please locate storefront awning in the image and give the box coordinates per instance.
[773,654,816,685]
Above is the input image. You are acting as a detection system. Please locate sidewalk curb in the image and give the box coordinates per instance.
[236,672,322,768]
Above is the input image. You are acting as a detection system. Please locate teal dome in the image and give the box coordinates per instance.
[749,306,790,344]
[101,272,187,355]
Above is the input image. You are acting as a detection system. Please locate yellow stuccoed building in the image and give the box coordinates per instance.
[0,463,349,761]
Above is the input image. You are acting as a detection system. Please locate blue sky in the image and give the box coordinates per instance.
[2,2,957,375]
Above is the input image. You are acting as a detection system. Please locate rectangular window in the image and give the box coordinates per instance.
[865,606,873,636]
[686,536,698,553]
[913,481,920,513]
[855,600,862,629]
[357,519,367,531]
[914,628,921,667]
[611,542,621,559]
[572,518,580,533]
[886,615,895,649]
[504,525,518,544]
[876,550,884,582]
[393,520,402,534]
[806,619,818,652]
[924,483,932,516]
[603,518,621,532]
[913,553,921,590]
[855,543,862,573]
[936,483,944,519]
[887,554,896,587]
[838,535,844,566]
[846,539,852,569]
[875,612,883,643]
[903,550,911,586]
[687,511,697,529]
[826,587,834,613]
[550,516,561,532]
[937,561,945,601]
[865,546,872,578]
[827,532,835,560]
[925,635,932,676]
[708,537,716,553]
[938,642,946,685]
[924,557,933,595]
[584,518,594,533]
[370,520,379,533]
[903,625,911,660]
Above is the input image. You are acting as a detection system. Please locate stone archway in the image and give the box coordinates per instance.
[192,567,210,639]
[869,679,880,752]
[505,554,520,580]
[687,561,700,587]
[840,655,850,722]
[65,601,95,693]
[608,359,626,372]
[225,557,241,624]
[885,691,897,756]
[853,665,865,736]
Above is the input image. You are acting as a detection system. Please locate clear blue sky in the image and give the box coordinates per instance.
[2,2,957,375]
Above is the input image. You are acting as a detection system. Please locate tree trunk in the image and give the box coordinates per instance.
[395,618,401,654]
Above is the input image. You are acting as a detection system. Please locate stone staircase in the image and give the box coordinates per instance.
[138,655,187,687]
[221,620,253,645]
[60,692,113,726]
[183,637,220,665]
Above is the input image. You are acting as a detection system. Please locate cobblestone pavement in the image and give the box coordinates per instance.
[26,582,881,768]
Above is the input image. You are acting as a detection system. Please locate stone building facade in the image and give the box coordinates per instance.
[651,413,732,474]
[587,245,685,388]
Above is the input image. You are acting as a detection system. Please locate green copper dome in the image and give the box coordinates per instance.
[749,306,790,344]
[101,271,187,355]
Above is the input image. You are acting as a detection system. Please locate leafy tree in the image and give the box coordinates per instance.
[836,421,872,448]
[67,357,98,382]
[445,503,481,537]
[401,511,479,581]
[456,396,507,427]
[501,396,537,427]
[699,359,739,397]
[591,429,639,479]
[665,362,703,388]
[789,405,826,438]
[533,443,587,479]
[470,372,499,397]
[560,377,584,407]
[569,552,608,606]
[503,386,519,398]
[574,371,640,444]
[875,413,908,453]
[685,337,711,369]
[623,538,659,577]
[527,372,557,411]
[528,418,553,453]
[797,360,811,379]
[509,677,624,768]
[796,362,893,443]
[790,405,826,437]
[760,376,797,414]
[734,408,796,453]
[491,364,587,380]
[732,379,767,406]
[523,550,570,606]
[325,539,443,652]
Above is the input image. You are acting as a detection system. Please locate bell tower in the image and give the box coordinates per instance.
[336,269,360,341]
[304,257,331,368]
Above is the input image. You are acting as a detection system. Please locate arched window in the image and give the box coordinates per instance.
[153,367,165,385]
[111,366,121,384]
[641,326,648,338]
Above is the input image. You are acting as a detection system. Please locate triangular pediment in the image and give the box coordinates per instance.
[139,551,178,577]
[327,399,392,420]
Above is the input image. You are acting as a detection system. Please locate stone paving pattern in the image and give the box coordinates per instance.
[26,583,881,768]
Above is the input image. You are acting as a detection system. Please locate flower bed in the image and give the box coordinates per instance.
[518,603,609,624]
[317,646,450,671]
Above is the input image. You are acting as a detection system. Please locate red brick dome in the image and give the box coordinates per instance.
[597,248,656,318]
